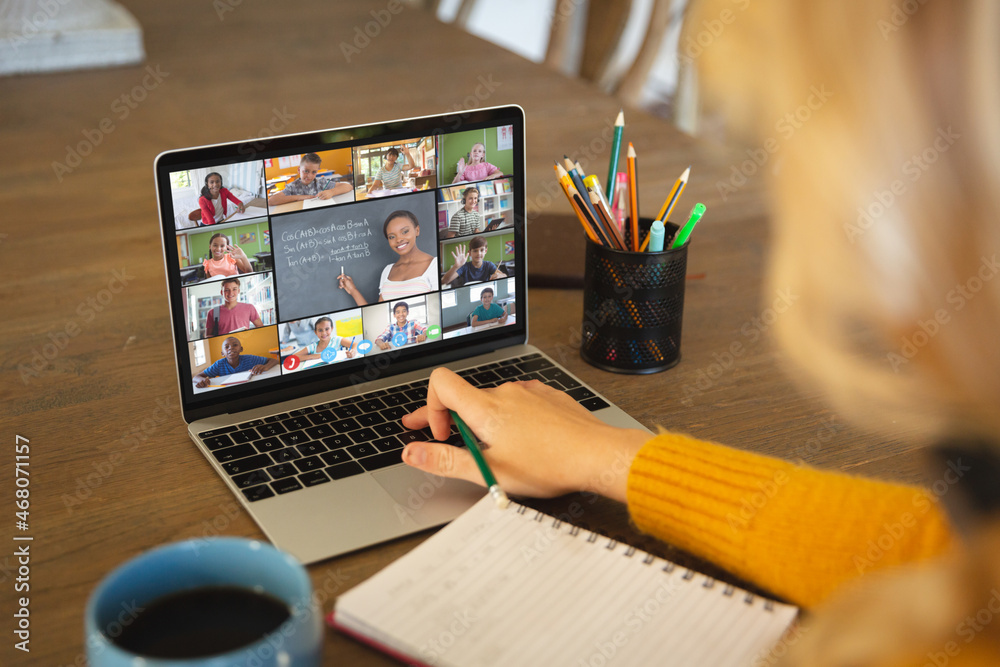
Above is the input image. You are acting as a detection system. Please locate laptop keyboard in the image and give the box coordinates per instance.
[197,354,610,503]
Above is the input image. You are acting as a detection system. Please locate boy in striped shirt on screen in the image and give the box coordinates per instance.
[375,301,427,350]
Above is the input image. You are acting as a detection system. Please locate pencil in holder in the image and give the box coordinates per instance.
[581,220,687,374]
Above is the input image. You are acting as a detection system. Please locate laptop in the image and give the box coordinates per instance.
[154,106,649,564]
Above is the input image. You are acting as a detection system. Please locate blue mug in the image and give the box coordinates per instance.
[86,538,322,666]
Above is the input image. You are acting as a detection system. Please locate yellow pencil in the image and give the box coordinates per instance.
[641,166,690,251]
[655,166,690,223]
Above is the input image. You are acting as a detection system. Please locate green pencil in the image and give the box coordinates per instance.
[450,410,509,509]
[605,110,624,202]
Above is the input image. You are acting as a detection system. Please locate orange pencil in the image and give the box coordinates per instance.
[626,143,639,250]
[555,163,604,245]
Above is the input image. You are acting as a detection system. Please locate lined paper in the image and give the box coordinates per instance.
[334,496,797,667]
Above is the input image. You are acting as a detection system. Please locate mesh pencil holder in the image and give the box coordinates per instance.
[580,221,687,374]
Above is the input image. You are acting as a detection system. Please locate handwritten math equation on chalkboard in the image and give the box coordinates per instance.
[281,219,375,266]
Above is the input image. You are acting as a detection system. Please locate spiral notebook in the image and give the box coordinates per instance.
[329,495,798,667]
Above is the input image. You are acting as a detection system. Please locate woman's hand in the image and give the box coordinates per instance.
[237,202,246,214]
[400,368,649,501]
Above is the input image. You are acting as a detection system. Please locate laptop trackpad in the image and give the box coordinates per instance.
[372,466,484,527]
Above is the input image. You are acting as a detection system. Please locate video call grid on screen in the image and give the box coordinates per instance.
[157,109,526,409]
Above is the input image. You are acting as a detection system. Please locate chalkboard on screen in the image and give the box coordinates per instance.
[272,190,438,321]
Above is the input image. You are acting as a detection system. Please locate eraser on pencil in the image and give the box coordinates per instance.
[489,485,511,509]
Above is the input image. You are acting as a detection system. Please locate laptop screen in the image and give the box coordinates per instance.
[155,106,527,421]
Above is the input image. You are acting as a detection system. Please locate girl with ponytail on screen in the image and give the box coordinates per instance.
[198,172,245,226]
[451,142,503,184]
[202,233,252,278]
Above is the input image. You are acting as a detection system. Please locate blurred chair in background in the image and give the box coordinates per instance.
[425,0,699,135]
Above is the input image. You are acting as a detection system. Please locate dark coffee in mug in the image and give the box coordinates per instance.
[110,585,292,659]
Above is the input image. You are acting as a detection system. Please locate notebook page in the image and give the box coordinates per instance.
[216,371,252,385]
[335,495,797,667]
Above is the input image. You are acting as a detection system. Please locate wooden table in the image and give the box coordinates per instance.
[0,2,932,664]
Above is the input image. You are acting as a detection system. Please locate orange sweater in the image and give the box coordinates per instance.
[626,432,954,609]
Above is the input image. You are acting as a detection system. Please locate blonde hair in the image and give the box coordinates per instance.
[688,0,1000,437]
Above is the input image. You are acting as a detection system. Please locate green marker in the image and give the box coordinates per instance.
[670,203,706,249]
[450,410,509,509]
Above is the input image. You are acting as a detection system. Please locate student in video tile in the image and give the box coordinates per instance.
[199,172,246,226]
[445,187,483,238]
[267,153,351,206]
[203,233,253,277]
[204,278,263,336]
[193,336,276,388]
[452,142,503,184]
[442,236,506,287]
[470,287,508,327]
[338,211,438,305]
[375,302,427,350]
[292,317,358,362]
[367,146,417,192]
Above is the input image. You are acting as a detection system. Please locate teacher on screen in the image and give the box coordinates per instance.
[337,210,438,305]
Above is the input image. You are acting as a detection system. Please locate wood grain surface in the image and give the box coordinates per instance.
[0,1,931,664]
